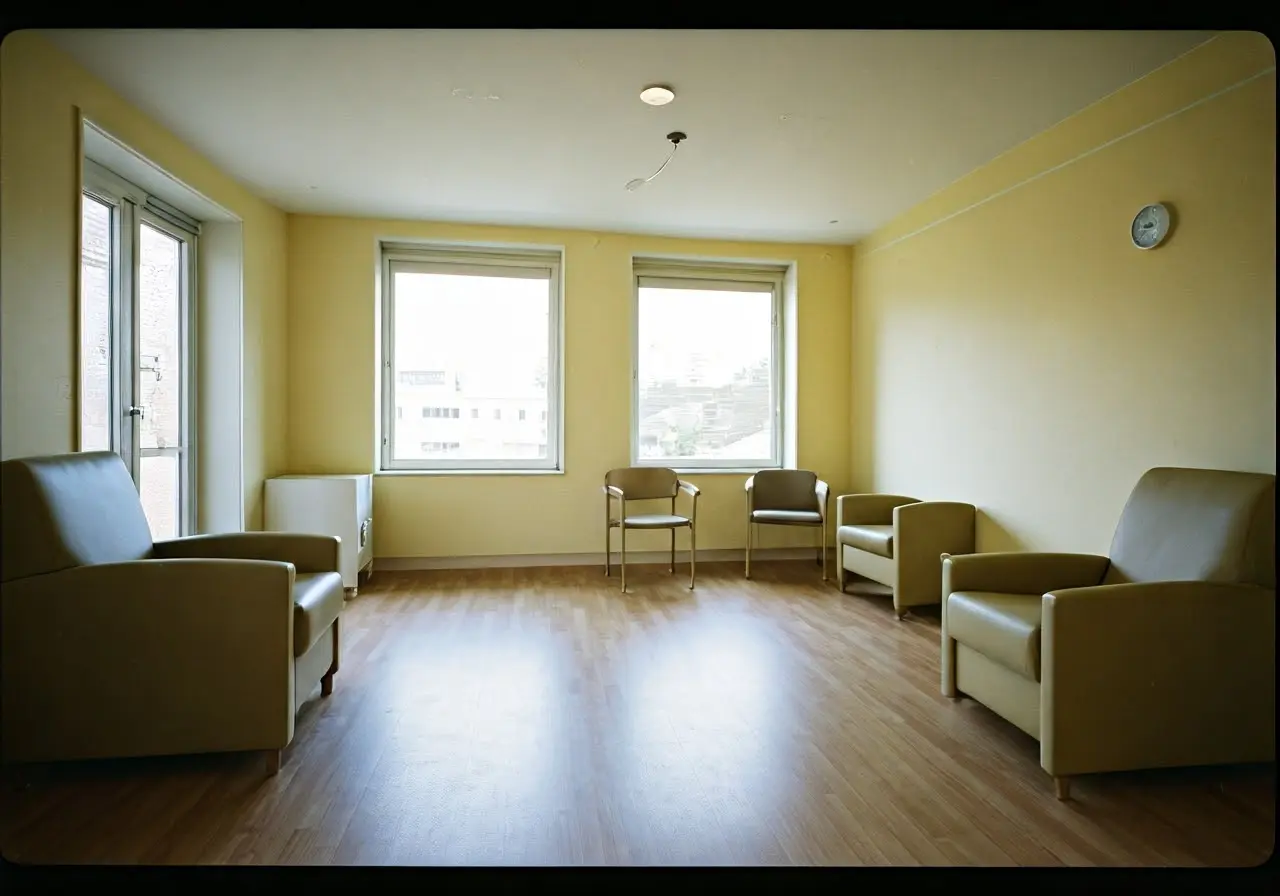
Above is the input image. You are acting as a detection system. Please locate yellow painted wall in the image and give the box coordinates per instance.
[851,32,1276,554]
[0,31,289,528]
[286,216,851,559]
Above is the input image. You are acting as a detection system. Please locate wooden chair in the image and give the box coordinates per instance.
[745,469,830,580]
[603,467,700,591]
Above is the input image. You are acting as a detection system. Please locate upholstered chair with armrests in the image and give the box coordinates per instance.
[744,469,830,580]
[603,467,699,592]
[941,467,1275,800]
[835,493,976,618]
[0,451,345,776]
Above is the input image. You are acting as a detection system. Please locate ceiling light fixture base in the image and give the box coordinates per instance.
[640,85,676,106]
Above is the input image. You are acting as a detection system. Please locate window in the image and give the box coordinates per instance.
[632,259,785,470]
[81,158,200,539]
[381,243,562,471]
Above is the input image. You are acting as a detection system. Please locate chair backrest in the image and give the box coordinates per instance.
[1,451,155,584]
[751,469,818,512]
[1103,467,1275,588]
[604,467,678,501]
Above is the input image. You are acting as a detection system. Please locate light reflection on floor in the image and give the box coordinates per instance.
[374,607,799,864]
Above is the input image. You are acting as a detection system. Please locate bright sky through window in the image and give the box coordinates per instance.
[636,283,776,465]
[387,265,556,468]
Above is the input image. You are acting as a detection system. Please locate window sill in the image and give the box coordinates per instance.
[633,466,785,475]
[376,468,564,477]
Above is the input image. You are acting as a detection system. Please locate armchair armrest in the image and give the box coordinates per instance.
[815,480,829,521]
[602,484,624,499]
[1,559,297,763]
[835,493,919,528]
[942,551,1109,597]
[154,531,340,574]
[1040,581,1275,777]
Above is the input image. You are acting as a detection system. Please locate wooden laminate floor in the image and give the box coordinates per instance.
[1,562,1273,866]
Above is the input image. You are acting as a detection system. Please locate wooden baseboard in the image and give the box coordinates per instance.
[375,547,826,571]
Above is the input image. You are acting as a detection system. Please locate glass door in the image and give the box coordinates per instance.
[80,162,196,540]
[133,215,192,541]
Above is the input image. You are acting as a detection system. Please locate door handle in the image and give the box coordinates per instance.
[128,406,145,418]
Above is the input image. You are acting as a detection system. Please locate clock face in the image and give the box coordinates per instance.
[1131,203,1170,249]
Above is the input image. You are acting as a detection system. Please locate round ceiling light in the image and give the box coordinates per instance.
[639,85,675,106]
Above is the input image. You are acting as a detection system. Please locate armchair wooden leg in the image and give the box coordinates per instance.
[820,522,828,581]
[745,520,752,579]
[620,524,627,593]
[320,618,340,697]
[1054,776,1072,801]
[670,528,676,574]
[604,499,611,577]
[265,749,282,776]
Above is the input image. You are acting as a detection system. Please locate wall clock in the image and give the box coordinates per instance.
[1131,203,1171,250]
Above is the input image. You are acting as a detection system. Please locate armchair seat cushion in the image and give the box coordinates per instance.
[837,524,894,558]
[752,509,822,525]
[947,591,1042,681]
[293,572,344,658]
[619,514,690,529]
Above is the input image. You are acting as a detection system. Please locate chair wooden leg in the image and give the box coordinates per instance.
[670,528,676,574]
[265,749,282,776]
[689,524,696,590]
[745,520,752,579]
[1054,776,1072,801]
[620,524,627,593]
[604,499,611,576]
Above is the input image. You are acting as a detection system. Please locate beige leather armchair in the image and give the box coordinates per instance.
[835,494,975,618]
[941,467,1275,800]
[1,451,345,775]
[745,470,829,580]
[604,467,699,592]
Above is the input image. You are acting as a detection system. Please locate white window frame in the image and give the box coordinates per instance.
[81,159,199,536]
[380,243,564,473]
[631,259,786,472]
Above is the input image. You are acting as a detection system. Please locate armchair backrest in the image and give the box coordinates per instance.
[605,466,678,501]
[751,469,819,512]
[1103,467,1275,588]
[1,451,155,583]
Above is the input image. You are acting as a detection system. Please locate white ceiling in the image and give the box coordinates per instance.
[48,29,1212,244]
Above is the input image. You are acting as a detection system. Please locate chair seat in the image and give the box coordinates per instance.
[752,509,822,525]
[617,514,691,529]
[947,591,1042,681]
[837,524,894,558]
[293,572,344,658]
